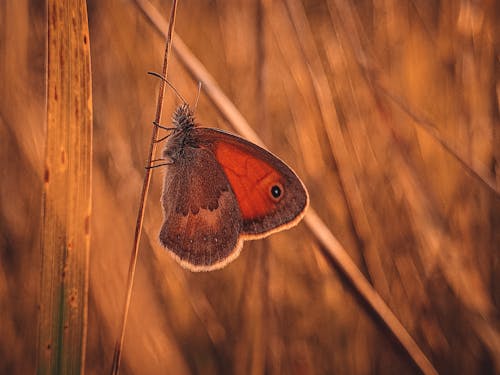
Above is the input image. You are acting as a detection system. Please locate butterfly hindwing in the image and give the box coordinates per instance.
[159,146,243,271]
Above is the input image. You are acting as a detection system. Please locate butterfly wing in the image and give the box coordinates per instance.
[159,146,243,271]
[193,128,309,239]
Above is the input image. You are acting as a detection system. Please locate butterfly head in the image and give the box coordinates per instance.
[172,103,195,131]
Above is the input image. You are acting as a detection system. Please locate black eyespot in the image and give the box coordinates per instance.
[270,183,283,201]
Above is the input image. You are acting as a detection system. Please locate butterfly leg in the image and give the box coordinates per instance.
[152,121,175,143]
[153,120,175,131]
[154,135,170,143]
[146,158,173,169]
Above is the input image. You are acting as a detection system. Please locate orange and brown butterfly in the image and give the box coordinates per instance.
[157,102,309,271]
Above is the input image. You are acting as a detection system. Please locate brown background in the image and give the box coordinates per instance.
[0,0,499,374]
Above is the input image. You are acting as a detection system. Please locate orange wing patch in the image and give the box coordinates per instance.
[214,141,282,220]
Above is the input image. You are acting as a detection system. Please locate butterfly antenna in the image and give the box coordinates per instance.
[193,81,202,114]
[148,71,188,105]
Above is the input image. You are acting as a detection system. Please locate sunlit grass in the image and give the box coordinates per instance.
[0,0,497,374]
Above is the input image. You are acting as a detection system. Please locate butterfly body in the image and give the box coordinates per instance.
[159,103,308,271]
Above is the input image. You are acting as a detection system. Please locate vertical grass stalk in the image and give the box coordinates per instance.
[110,0,179,374]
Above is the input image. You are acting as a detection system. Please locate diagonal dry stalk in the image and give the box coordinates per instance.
[134,0,263,147]
[110,1,179,374]
[134,1,438,375]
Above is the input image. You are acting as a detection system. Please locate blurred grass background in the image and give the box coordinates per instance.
[1,0,499,374]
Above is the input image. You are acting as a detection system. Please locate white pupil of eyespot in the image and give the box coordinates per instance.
[271,185,282,198]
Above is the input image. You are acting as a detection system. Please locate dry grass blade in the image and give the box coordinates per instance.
[282,1,438,374]
[135,1,438,374]
[280,0,392,298]
[37,0,92,374]
[0,1,495,374]
[327,0,500,369]
[110,1,178,374]
[376,83,500,197]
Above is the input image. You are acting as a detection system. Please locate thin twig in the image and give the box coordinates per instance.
[110,1,179,374]
[134,1,438,375]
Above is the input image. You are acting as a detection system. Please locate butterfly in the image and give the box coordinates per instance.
[156,102,308,271]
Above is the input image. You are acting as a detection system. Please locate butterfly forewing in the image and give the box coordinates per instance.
[193,128,309,238]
